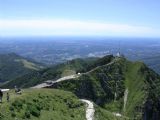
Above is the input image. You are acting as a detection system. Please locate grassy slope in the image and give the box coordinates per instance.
[52,58,124,100]
[0,89,124,120]
[1,58,91,88]
[124,61,146,118]
[2,55,160,119]
[0,53,44,82]
[2,55,113,88]
[95,105,125,120]
[15,59,44,71]
[0,89,85,120]
[51,57,160,119]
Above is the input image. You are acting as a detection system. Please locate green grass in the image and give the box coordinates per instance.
[61,69,76,77]
[51,57,160,119]
[124,61,146,118]
[0,89,85,120]
[0,53,44,82]
[95,105,126,120]
[104,99,123,113]
[1,55,160,119]
[15,59,43,70]
[1,55,113,88]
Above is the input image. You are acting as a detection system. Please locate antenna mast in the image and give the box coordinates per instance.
[116,40,121,57]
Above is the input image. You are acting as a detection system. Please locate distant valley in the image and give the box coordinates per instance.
[1,38,160,120]
[1,37,160,74]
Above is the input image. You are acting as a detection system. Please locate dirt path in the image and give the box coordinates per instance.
[32,75,95,120]
[84,59,116,74]
[80,99,95,120]
[32,58,117,89]
[31,59,118,120]
[123,88,129,112]
[32,74,79,88]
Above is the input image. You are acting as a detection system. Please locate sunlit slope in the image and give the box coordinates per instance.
[2,56,112,88]
[0,53,44,82]
[0,89,85,120]
[51,57,160,119]
[2,55,160,119]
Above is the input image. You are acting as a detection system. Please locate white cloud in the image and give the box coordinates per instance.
[0,19,159,37]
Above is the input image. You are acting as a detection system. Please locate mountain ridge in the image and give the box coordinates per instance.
[47,56,160,119]
[0,53,44,83]
[1,55,160,119]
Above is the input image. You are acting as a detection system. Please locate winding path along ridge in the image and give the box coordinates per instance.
[80,99,95,120]
[32,75,95,120]
[31,59,119,120]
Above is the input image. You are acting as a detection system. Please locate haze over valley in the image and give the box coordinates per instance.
[1,37,160,73]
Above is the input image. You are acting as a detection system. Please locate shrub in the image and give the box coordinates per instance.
[11,99,24,112]
[11,112,16,117]
[25,111,31,118]
[27,104,40,117]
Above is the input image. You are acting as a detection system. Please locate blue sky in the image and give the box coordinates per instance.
[0,0,160,37]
